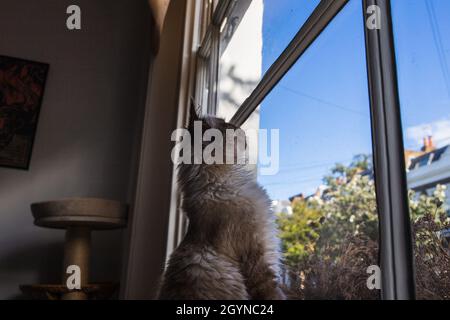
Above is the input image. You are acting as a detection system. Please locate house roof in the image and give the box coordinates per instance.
[288,193,304,202]
[408,145,449,171]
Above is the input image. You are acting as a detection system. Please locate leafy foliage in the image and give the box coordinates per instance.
[276,155,450,299]
[277,200,322,266]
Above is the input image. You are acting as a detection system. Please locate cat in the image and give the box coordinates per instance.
[158,103,285,300]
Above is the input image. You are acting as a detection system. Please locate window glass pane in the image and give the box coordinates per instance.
[217,0,320,122]
[392,0,450,300]
[249,0,380,299]
[262,0,321,74]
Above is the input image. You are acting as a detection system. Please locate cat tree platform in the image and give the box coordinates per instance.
[21,198,128,300]
[31,198,128,229]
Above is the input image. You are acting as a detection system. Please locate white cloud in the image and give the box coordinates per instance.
[406,118,450,149]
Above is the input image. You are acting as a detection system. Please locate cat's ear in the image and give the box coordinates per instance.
[188,97,200,128]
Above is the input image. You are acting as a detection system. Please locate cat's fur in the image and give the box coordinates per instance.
[158,105,285,300]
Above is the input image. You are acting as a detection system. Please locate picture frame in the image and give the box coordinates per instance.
[0,55,49,169]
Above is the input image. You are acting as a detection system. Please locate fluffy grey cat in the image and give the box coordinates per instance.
[158,104,285,300]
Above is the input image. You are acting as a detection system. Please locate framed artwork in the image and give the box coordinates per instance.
[0,55,49,169]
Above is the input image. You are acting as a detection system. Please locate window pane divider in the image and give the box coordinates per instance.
[199,0,235,57]
[212,0,235,26]
[363,0,416,300]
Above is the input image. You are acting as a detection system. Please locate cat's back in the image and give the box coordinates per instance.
[158,242,249,300]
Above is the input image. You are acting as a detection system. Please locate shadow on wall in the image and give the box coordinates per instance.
[219,65,260,107]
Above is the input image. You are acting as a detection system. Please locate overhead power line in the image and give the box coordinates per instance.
[425,0,450,99]
[279,85,369,117]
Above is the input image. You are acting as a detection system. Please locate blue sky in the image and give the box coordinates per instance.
[257,0,450,200]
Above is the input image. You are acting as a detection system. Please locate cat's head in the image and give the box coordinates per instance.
[184,99,247,167]
[177,101,251,214]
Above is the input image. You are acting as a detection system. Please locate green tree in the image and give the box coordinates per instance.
[277,200,323,266]
[276,155,449,270]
